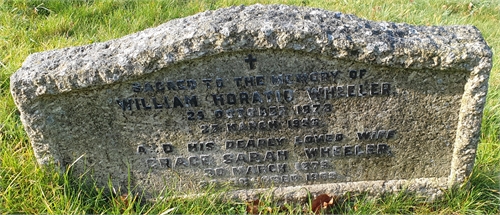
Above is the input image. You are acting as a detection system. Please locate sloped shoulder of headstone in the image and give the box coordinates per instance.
[11,4,491,108]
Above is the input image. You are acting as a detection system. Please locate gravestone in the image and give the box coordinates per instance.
[10,4,492,200]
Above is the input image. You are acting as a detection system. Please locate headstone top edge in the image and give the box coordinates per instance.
[10,4,492,103]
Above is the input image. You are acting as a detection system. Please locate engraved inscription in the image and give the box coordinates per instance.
[114,66,401,188]
[245,54,257,70]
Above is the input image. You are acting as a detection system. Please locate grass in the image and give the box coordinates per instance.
[1,0,499,214]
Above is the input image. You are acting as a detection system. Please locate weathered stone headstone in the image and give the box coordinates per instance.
[11,4,491,200]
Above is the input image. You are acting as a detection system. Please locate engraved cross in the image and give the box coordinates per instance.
[245,54,257,70]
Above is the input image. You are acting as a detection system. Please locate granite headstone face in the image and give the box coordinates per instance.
[10,4,492,200]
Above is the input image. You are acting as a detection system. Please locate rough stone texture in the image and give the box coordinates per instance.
[10,4,491,201]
